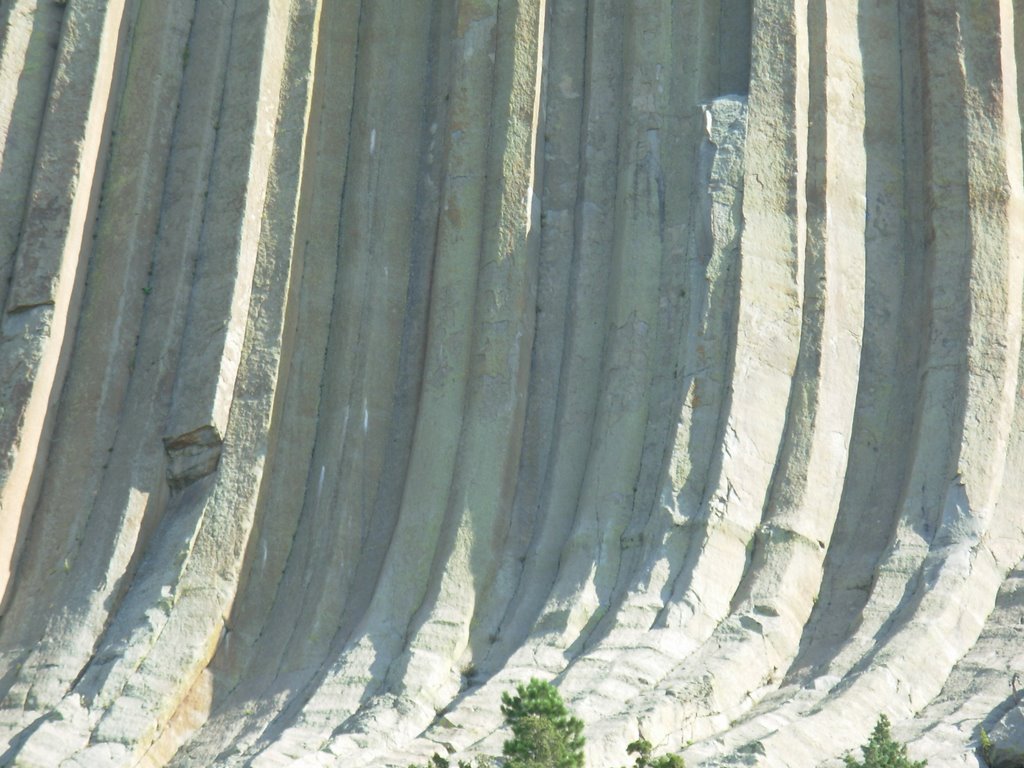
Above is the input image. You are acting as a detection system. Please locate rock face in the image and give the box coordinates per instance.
[0,2,1023,766]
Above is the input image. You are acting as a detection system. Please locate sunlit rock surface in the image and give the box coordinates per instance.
[1,2,1023,766]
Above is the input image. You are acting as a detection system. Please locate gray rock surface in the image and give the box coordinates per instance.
[989,707,1024,768]
[0,2,1022,767]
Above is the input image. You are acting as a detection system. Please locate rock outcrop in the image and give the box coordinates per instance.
[1,2,1023,766]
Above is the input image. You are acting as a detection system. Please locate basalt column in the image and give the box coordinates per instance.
[0,2,1023,767]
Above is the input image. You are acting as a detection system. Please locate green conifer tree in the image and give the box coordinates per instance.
[621,737,685,768]
[501,678,586,768]
[844,715,926,768]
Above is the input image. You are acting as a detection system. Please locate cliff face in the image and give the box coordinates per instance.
[0,1,1022,766]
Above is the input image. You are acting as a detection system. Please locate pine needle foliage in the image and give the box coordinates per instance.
[844,715,926,768]
[621,738,685,768]
[501,678,586,768]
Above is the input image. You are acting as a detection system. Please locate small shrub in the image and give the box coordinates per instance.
[621,737,685,768]
[844,715,926,768]
[501,678,585,768]
[407,754,482,768]
[979,727,993,764]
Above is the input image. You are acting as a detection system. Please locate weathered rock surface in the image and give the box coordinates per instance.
[0,2,1023,766]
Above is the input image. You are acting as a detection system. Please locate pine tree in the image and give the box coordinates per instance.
[501,678,585,768]
[844,715,926,768]
[621,738,685,768]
